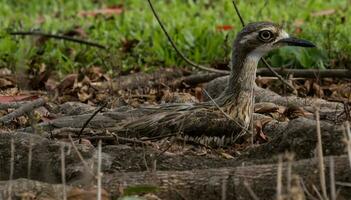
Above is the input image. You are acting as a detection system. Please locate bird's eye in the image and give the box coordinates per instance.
[258,30,273,42]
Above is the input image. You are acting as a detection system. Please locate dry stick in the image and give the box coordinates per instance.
[286,153,294,195]
[147,0,229,74]
[335,181,351,187]
[27,137,33,179]
[231,0,295,92]
[97,140,102,200]
[0,98,46,125]
[276,155,283,200]
[312,184,324,200]
[7,138,15,200]
[315,107,328,200]
[0,101,30,110]
[221,178,227,200]
[300,179,319,200]
[344,121,351,169]
[60,144,67,200]
[77,102,108,143]
[67,134,94,177]
[243,180,260,200]
[329,156,336,200]
[256,68,351,78]
[9,31,107,50]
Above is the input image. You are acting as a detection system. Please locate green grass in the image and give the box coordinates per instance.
[0,0,350,76]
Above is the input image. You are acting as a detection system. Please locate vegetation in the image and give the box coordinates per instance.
[0,0,350,75]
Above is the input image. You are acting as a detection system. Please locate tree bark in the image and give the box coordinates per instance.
[1,155,350,200]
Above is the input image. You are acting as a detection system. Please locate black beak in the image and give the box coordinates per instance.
[275,37,316,48]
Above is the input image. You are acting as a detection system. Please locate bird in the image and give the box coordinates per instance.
[115,22,315,146]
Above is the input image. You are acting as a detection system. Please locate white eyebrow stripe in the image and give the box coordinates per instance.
[239,32,258,44]
[258,27,276,32]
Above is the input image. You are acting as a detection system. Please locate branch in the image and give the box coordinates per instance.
[0,98,46,125]
[9,31,107,50]
[77,102,108,142]
[231,0,296,92]
[147,0,229,75]
[256,68,351,78]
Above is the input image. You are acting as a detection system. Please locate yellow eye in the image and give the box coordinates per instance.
[258,30,273,42]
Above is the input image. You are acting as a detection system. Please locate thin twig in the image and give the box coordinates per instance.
[203,89,250,133]
[10,31,107,50]
[312,184,324,200]
[300,179,319,200]
[147,0,229,74]
[78,102,108,142]
[335,181,351,187]
[286,153,294,194]
[27,137,32,179]
[243,180,260,200]
[315,107,328,200]
[221,178,228,200]
[8,138,15,200]
[60,144,67,200]
[329,156,336,200]
[231,0,296,92]
[67,134,94,177]
[232,0,245,26]
[276,155,283,200]
[344,121,351,169]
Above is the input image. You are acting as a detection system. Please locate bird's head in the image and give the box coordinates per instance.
[233,22,315,59]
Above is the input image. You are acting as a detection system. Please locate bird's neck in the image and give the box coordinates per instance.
[213,50,260,129]
[218,50,260,103]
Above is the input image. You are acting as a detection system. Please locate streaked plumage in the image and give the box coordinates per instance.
[114,22,315,145]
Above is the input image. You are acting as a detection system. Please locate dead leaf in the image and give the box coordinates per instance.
[0,95,39,103]
[216,25,234,31]
[79,5,123,17]
[63,27,87,38]
[254,119,270,143]
[220,152,234,159]
[283,106,309,119]
[0,78,14,89]
[254,102,279,114]
[57,74,78,94]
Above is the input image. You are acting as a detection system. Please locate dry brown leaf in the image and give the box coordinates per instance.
[283,106,308,119]
[79,5,123,17]
[220,152,234,159]
[254,102,279,114]
[57,74,78,93]
[0,78,14,89]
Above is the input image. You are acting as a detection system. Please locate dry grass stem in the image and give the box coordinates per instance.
[335,181,351,187]
[344,121,351,169]
[329,156,336,200]
[243,180,259,200]
[315,107,328,200]
[312,184,324,200]
[67,134,94,176]
[97,140,102,200]
[27,137,32,179]
[276,155,283,200]
[7,138,15,200]
[286,153,294,194]
[60,144,67,200]
[221,178,227,200]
